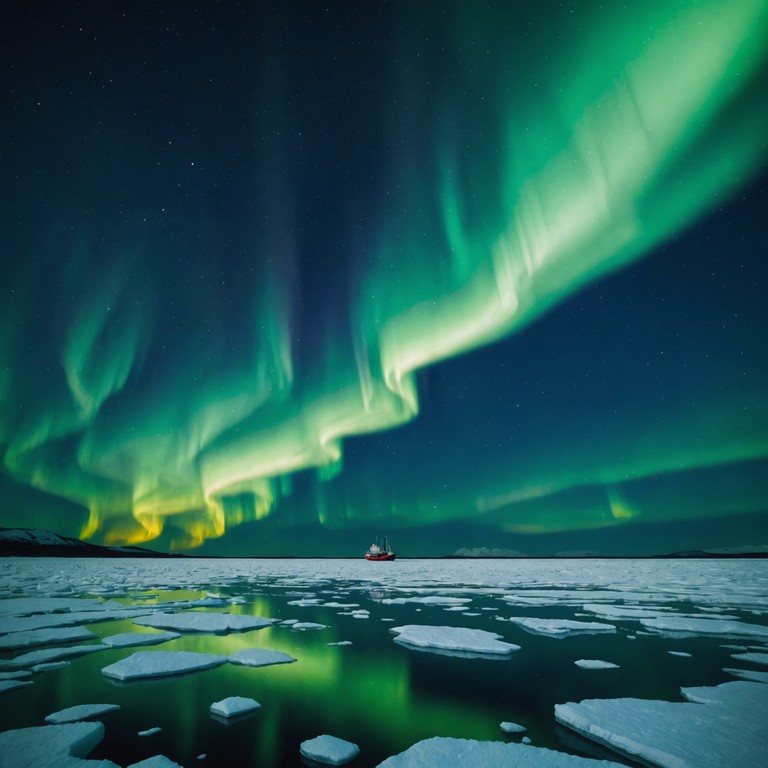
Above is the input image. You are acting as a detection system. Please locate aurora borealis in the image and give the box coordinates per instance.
[1,0,767,556]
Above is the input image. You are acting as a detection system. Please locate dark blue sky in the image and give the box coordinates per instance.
[1,1,767,555]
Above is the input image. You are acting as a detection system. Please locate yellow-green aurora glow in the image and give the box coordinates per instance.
[1,0,767,553]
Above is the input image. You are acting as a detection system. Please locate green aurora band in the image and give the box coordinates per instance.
[1,0,767,551]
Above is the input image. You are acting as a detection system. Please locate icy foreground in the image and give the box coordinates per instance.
[376,737,623,767]
[0,721,117,768]
[390,625,519,656]
[555,681,768,768]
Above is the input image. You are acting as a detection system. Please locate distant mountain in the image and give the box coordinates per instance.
[658,546,768,559]
[0,527,182,558]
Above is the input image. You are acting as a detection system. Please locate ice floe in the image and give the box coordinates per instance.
[291,622,326,631]
[0,679,33,694]
[730,651,768,666]
[328,641,353,646]
[506,618,616,638]
[639,616,768,640]
[499,721,527,734]
[381,596,471,606]
[138,727,162,737]
[101,651,227,681]
[228,648,297,667]
[555,681,768,768]
[574,659,619,669]
[300,734,360,765]
[0,626,98,651]
[102,631,180,648]
[390,625,520,657]
[668,651,692,657]
[210,696,261,718]
[376,736,623,767]
[0,721,117,768]
[2,644,107,670]
[45,704,121,724]
[723,667,768,683]
[126,757,182,768]
[133,611,273,634]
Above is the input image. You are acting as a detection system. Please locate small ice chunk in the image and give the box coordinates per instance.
[522,736,532,744]
[0,626,98,651]
[126,757,182,768]
[32,661,70,673]
[507,618,616,638]
[0,679,33,694]
[390,625,520,656]
[730,652,768,666]
[288,598,322,606]
[299,734,360,765]
[103,632,180,648]
[101,651,227,681]
[291,622,326,631]
[668,651,692,658]
[322,602,359,609]
[46,704,121,723]
[197,754,206,760]
[574,659,619,669]
[133,612,272,634]
[228,648,297,667]
[376,736,623,766]
[328,641,353,646]
[0,721,118,768]
[500,721,527,733]
[210,696,261,718]
[138,727,162,737]
[279,619,299,626]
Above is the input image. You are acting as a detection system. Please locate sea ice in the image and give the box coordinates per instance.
[101,651,227,681]
[126,757,182,768]
[33,661,70,673]
[210,696,261,718]
[390,625,520,656]
[0,679,33,694]
[133,611,273,633]
[500,721,527,733]
[730,652,768,666]
[0,721,118,768]
[376,736,623,767]
[639,616,768,640]
[0,626,98,650]
[574,659,619,670]
[138,727,162,737]
[723,667,768,683]
[300,734,360,765]
[506,618,616,638]
[102,631,180,648]
[45,704,121,724]
[0,670,32,680]
[228,648,297,667]
[2,644,107,669]
[382,596,471,606]
[581,604,673,620]
[291,622,326,631]
[328,641,353,646]
[668,651,692,657]
[555,681,768,768]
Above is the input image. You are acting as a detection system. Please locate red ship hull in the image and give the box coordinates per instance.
[365,552,396,561]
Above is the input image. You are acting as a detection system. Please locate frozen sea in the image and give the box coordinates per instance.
[1,558,767,767]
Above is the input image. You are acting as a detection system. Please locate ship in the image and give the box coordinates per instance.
[365,536,396,561]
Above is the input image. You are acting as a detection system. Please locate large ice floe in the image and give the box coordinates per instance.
[0,721,118,768]
[101,651,227,681]
[505,618,616,638]
[0,626,98,651]
[639,616,768,640]
[390,625,519,657]
[1,644,107,670]
[555,681,768,768]
[102,631,180,648]
[300,734,360,765]
[133,611,273,633]
[376,737,624,767]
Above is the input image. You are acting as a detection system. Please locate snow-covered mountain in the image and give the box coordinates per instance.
[0,527,180,557]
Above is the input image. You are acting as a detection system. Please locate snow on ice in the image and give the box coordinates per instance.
[390,625,519,656]
[300,734,360,765]
[101,651,227,681]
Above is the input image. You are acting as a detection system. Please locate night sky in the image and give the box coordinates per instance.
[1,0,767,557]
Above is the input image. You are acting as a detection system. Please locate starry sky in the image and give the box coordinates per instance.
[1,0,767,557]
